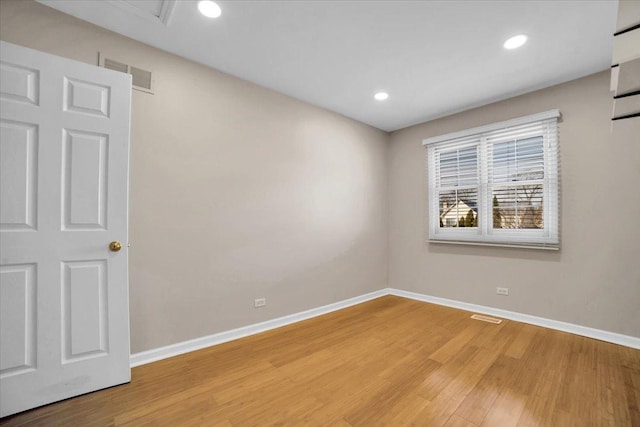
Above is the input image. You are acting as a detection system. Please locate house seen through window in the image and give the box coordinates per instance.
[425,110,560,248]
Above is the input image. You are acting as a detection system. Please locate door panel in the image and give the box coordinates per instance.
[62,129,108,229]
[0,61,39,106]
[0,120,38,230]
[0,264,36,376]
[63,77,110,118]
[62,260,109,361]
[0,41,131,417]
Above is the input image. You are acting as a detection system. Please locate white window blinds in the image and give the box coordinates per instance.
[424,110,560,248]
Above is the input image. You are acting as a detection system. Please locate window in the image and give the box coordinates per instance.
[424,110,560,248]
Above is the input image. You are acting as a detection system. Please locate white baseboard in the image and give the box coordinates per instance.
[130,289,389,367]
[388,288,640,350]
[131,287,639,367]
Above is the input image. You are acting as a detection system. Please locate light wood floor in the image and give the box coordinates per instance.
[2,296,639,426]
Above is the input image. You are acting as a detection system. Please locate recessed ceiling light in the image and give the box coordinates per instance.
[374,92,389,101]
[198,0,222,18]
[503,35,527,50]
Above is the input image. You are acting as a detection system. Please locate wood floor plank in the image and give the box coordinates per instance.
[504,323,538,360]
[420,344,481,401]
[1,295,638,426]
[367,393,430,426]
[444,414,478,427]
[453,372,501,424]
[428,323,484,364]
[479,391,526,427]
[343,354,438,426]
[414,341,510,425]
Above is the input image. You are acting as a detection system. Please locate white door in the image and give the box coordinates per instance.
[0,41,132,417]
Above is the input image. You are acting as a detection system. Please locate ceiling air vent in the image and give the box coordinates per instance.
[99,53,154,94]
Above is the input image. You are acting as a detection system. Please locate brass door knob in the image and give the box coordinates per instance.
[109,241,122,252]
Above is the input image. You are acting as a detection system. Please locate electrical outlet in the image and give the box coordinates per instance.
[254,298,266,308]
[496,287,509,296]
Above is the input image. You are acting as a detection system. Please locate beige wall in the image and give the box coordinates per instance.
[389,71,640,337]
[2,0,638,354]
[0,0,389,353]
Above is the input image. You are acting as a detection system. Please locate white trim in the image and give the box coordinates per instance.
[422,109,560,145]
[129,289,389,367]
[106,0,176,26]
[158,0,177,26]
[428,239,559,250]
[130,287,639,367]
[427,113,559,246]
[388,289,640,350]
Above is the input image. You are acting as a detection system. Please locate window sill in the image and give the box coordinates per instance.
[428,239,560,251]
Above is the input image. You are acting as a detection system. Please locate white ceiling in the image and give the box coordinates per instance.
[38,0,617,131]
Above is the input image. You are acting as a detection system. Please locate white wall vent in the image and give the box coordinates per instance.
[99,53,154,94]
[130,66,152,91]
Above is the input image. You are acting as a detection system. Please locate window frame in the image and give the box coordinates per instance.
[425,110,560,248]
